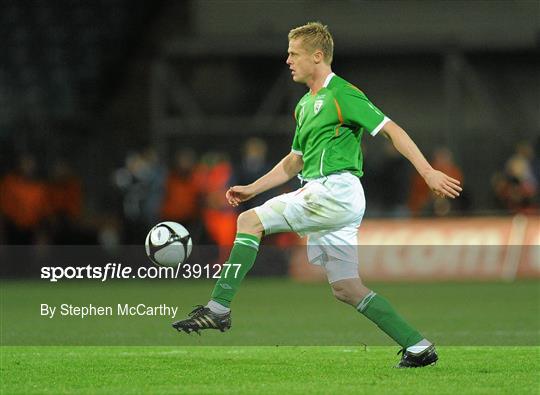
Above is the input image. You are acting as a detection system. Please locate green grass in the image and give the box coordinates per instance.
[1,279,539,393]
[2,346,539,394]
[1,279,538,345]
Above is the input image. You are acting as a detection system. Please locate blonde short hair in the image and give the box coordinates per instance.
[288,22,334,64]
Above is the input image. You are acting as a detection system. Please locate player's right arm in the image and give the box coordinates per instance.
[381,121,462,199]
[226,152,303,207]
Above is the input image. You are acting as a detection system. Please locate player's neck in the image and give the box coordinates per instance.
[307,68,333,96]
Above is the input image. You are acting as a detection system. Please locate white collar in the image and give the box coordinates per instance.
[322,72,335,88]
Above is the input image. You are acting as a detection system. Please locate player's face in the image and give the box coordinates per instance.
[286,38,316,84]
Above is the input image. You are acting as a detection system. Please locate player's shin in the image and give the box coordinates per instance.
[209,233,261,310]
[357,291,424,349]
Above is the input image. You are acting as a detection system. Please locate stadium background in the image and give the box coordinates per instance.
[0,1,539,393]
[1,0,538,249]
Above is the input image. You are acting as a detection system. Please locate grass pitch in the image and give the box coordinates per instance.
[2,346,539,394]
[1,279,539,394]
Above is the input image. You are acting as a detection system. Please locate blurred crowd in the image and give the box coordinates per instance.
[0,154,86,245]
[492,141,539,215]
[106,139,279,247]
[1,138,538,246]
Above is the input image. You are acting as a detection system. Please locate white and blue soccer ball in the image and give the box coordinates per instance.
[145,221,192,267]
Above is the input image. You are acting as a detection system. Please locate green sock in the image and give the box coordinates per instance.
[357,291,424,348]
[210,233,260,308]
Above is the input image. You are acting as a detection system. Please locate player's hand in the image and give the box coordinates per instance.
[226,185,257,207]
[423,169,462,199]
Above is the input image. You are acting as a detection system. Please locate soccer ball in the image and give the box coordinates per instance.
[145,221,192,267]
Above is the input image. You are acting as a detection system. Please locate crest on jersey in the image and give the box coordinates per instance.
[314,99,324,115]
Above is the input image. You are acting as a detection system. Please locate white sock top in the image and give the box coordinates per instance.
[206,300,230,315]
[406,339,432,354]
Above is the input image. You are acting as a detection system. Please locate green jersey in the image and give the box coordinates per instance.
[291,73,389,179]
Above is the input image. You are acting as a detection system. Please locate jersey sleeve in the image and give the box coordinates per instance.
[334,85,390,136]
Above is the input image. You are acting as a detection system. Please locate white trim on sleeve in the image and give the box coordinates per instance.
[370,116,391,136]
[291,149,303,156]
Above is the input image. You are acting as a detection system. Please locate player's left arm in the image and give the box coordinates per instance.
[381,121,462,198]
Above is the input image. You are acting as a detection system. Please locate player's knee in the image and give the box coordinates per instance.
[331,283,354,304]
[236,210,254,230]
[237,210,264,236]
[330,279,370,306]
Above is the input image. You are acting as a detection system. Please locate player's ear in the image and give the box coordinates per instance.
[313,50,324,64]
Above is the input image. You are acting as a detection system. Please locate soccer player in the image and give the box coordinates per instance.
[173,22,462,368]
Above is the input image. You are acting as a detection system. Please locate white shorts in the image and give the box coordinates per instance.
[254,172,365,283]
